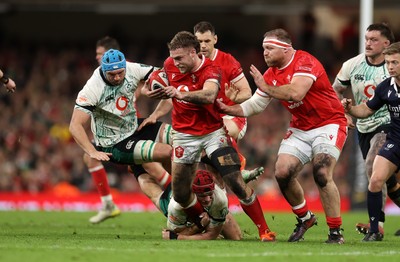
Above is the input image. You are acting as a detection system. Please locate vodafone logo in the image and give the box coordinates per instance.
[176,86,189,104]
[177,85,189,92]
[116,96,129,111]
[364,84,376,98]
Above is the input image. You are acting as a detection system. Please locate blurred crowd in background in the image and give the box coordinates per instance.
[0,9,397,206]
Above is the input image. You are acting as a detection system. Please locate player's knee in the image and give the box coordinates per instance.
[369,175,386,191]
[313,171,328,188]
[312,156,332,188]
[83,153,90,166]
[129,164,147,180]
[312,160,329,187]
[275,166,294,190]
[209,146,241,177]
[275,175,290,190]
[230,233,242,241]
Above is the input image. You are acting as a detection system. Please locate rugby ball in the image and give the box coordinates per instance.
[149,69,169,91]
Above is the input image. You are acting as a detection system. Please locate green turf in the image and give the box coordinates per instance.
[0,211,399,262]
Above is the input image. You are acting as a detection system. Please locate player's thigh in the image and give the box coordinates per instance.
[143,162,167,180]
[278,128,312,165]
[172,131,205,164]
[312,124,347,162]
[275,153,303,179]
[172,162,198,189]
[370,155,398,190]
[203,128,232,157]
[366,132,387,164]
[151,142,172,162]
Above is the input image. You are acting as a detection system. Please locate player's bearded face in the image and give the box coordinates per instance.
[170,48,196,73]
[263,45,284,67]
[105,69,126,86]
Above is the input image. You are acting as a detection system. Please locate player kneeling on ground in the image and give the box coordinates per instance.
[163,169,242,240]
[130,165,242,240]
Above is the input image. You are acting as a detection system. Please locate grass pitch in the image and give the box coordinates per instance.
[0,211,399,262]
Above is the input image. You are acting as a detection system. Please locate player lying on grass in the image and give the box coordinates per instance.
[130,165,262,240]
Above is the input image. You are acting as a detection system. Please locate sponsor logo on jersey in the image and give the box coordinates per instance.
[77,96,88,103]
[176,86,190,104]
[168,215,179,223]
[126,140,134,150]
[191,74,197,83]
[105,94,115,102]
[354,74,364,81]
[288,100,304,109]
[298,66,312,72]
[116,96,129,111]
[363,84,376,98]
[384,143,394,151]
[388,105,400,116]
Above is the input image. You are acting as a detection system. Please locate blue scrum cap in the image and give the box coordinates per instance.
[101,49,126,72]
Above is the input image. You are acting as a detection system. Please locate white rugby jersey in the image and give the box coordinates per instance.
[167,184,229,231]
[75,62,154,147]
[336,53,390,133]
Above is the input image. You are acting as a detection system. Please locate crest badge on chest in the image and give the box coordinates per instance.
[191,74,197,83]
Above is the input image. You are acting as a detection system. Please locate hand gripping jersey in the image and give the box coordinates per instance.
[163,55,223,136]
[336,53,390,133]
[263,50,346,130]
[75,62,154,147]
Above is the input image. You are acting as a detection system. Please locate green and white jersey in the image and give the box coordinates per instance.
[75,62,154,147]
[337,53,390,133]
[166,185,229,231]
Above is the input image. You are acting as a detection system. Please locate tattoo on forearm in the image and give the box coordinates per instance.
[183,91,214,104]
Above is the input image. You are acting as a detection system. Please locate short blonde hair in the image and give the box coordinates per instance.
[383,42,400,56]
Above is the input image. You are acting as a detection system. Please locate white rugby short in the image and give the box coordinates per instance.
[172,128,230,164]
[278,124,347,165]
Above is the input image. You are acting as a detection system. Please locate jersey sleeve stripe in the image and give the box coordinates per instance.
[293,72,317,81]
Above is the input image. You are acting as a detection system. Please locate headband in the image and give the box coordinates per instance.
[263,38,292,49]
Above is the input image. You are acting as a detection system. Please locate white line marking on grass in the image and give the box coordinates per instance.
[0,244,185,254]
[207,250,400,257]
